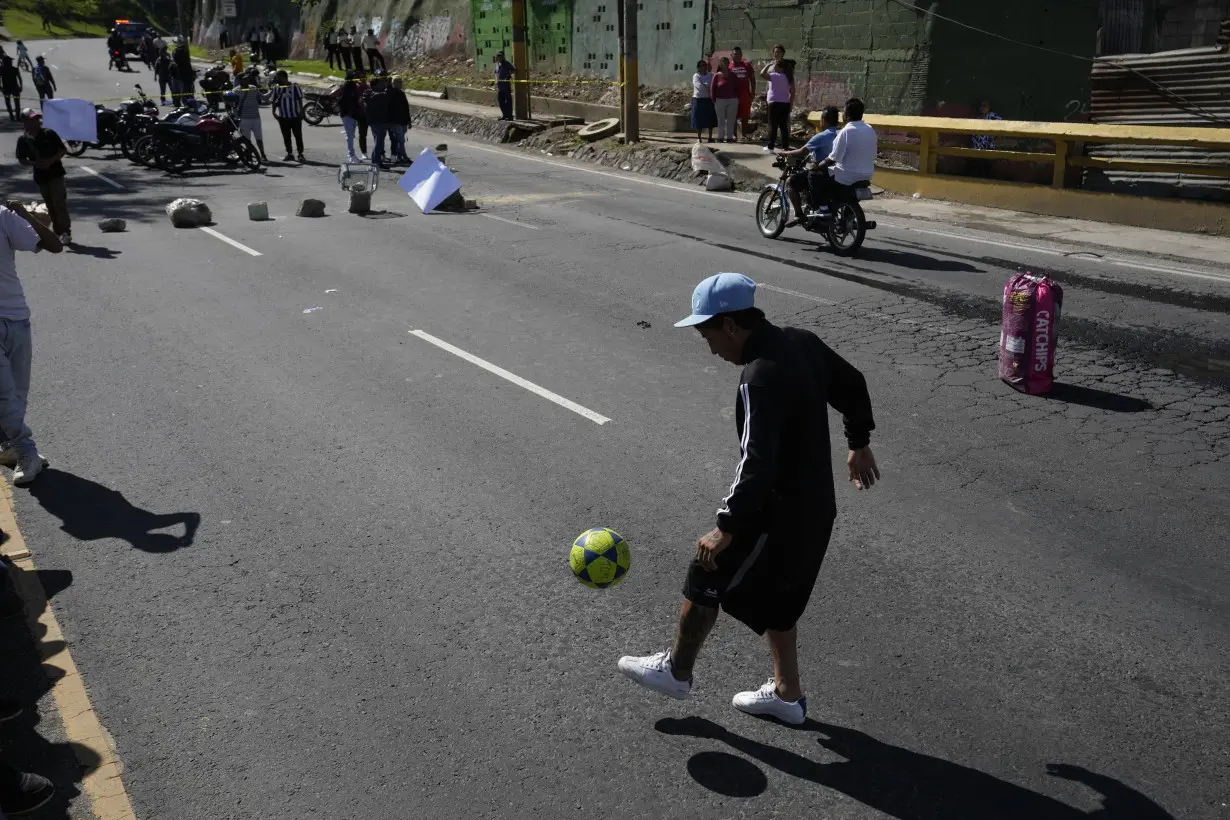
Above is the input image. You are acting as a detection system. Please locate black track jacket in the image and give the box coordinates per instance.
[716,322,875,534]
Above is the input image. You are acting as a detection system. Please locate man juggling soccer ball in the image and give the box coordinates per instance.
[618,273,879,725]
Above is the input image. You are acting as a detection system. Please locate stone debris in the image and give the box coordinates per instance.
[296,199,326,218]
[166,198,212,228]
[705,173,734,192]
[248,202,270,221]
[98,218,127,232]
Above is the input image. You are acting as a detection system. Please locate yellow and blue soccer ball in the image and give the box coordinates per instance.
[570,528,631,589]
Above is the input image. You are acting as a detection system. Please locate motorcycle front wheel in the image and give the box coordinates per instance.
[755,187,787,239]
[825,201,867,257]
[65,140,89,157]
[132,135,158,167]
[303,100,325,126]
[236,138,263,171]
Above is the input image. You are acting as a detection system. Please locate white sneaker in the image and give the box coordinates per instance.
[731,679,807,725]
[617,650,691,700]
[12,453,49,486]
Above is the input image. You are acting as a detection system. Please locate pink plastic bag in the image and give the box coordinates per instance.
[1000,273,1063,394]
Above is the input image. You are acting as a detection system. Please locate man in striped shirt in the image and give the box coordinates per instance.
[271,70,306,163]
[619,272,879,725]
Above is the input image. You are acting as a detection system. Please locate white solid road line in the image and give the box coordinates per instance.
[198,227,263,257]
[409,329,612,426]
[79,165,125,190]
[480,212,540,230]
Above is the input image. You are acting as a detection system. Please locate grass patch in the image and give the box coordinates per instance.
[2,7,107,40]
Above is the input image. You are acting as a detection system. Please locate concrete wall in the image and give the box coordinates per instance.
[572,0,705,87]
[708,0,933,112]
[926,2,1100,122]
[1155,0,1230,50]
[471,0,571,75]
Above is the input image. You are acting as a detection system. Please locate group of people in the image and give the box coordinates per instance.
[322,26,386,73]
[692,44,795,150]
[339,68,412,166]
[245,24,283,64]
[1,42,57,118]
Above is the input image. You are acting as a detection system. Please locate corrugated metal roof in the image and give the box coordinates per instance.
[1087,21,1230,200]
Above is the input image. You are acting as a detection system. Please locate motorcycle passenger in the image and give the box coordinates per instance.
[811,97,877,209]
[777,105,839,225]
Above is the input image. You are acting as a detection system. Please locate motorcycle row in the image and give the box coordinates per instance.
[65,82,263,173]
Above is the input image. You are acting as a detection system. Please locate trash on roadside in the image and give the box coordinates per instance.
[1000,272,1063,395]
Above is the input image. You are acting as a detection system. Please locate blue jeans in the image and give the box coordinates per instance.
[388,123,407,159]
[370,123,387,164]
[0,318,36,457]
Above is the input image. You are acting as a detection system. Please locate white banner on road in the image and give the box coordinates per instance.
[41,98,97,143]
[398,148,462,214]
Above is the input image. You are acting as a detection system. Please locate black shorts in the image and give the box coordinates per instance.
[682,515,834,635]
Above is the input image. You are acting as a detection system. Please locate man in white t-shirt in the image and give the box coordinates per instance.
[0,201,62,485]
[813,97,877,205]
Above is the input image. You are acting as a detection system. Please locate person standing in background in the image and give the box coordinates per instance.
[387,77,412,164]
[494,51,515,121]
[324,27,340,70]
[363,29,385,72]
[339,25,353,70]
[155,48,173,104]
[1,58,21,122]
[248,27,261,63]
[270,70,306,163]
[364,71,390,168]
[729,46,755,142]
[760,45,794,152]
[339,68,369,162]
[691,59,716,144]
[219,27,230,50]
[349,28,363,74]
[30,57,55,107]
[229,48,244,80]
[173,39,194,104]
[231,73,267,162]
[263,25,276,63]
[710,56,739,144]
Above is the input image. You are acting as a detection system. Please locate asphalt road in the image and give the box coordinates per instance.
[2,39,1227,820]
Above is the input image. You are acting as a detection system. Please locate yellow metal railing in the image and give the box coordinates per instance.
[808,113,1230,188]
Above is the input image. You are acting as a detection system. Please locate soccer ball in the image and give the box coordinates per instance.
[570,528,631,589]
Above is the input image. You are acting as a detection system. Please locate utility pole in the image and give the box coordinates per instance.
[622,0,638,142]
[511,0,531,121]
[617,0,626,124]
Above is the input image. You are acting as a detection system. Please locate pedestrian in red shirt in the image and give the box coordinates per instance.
[730,46,756,142]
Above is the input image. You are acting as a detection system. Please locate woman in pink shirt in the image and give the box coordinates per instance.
[710,56,740,144]
[760,44,795,152]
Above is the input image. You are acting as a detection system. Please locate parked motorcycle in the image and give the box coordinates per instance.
[755,156,877,257]
[108,48,131,71]
[303,85,342,126]
[145,112,262,173]
[199,64,234,111]
[65,84,158,157]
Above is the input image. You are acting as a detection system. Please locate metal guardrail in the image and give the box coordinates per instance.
[808,113,1230,189]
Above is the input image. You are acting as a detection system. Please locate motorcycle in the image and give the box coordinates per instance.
[303,84,342,125]
[144,112,262,173]
[199,64,234,111]
[108,48,131,71]
[65,84,158,157]
[755,157,876,257]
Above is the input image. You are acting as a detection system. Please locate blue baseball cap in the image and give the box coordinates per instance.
[674,273,757,328]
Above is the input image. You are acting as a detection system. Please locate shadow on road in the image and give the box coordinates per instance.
[854,246,983,273]
[1045,383,1154,413]
[66,242,120,259]
[25,469,200,553]
[656,716,1175,819]
[1,556,90,819]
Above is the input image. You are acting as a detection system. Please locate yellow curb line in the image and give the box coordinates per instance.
[0,480,138,820]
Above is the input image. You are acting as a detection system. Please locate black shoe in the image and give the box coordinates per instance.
[0,772,55,815]
[0,698,23,722]
[283,153,294,162]
[296,154,306,163]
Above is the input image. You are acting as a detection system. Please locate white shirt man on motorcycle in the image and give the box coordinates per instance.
[813,97,877,205]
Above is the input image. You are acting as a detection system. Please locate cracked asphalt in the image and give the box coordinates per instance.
[2,38,1226,820]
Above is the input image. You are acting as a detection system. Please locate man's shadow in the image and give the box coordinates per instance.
[656,717,1174,819]
[25,469,200,553]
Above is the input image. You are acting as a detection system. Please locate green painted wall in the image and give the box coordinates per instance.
[470,0,571,74]
[572,0,706,87]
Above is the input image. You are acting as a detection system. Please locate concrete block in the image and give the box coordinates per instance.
[248,202,269,221]
[296,199,326,218]
[166,198,212,228]
[98,218,127,232]
[348,190,372,214]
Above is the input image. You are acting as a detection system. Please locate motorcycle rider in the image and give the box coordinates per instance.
[810,98,877,208]
[107,28,126,70]
[15,41,32,73]
[777,105,839,225]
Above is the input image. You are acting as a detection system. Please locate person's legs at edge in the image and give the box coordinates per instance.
[37,178,69,238]
[669,599,719,680]
[767,624,802,701]
[370,122,386,164]
[0,318,47,484]
[342,115,357,159]
[278,117,294,158]
[357,118,368,157]
[291,118,305,157]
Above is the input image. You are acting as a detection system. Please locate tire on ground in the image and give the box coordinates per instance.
[577,118,621,142]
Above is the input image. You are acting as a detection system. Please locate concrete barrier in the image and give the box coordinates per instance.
[445,86,690,133]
